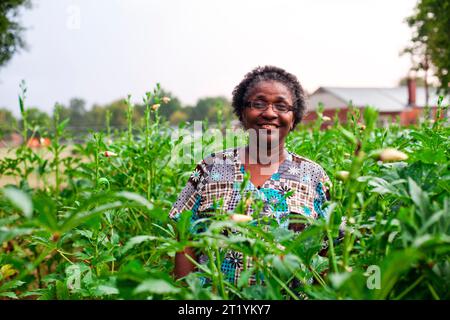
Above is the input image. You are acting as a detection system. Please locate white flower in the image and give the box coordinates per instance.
[288,166,301,176]
[162,96,171,104]
[230,214,252,222]
[190,169,201,182]
[379,148,408,162]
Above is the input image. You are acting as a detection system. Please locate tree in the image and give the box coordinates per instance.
[85,104,106,131]
[169,110,189,125]
[0,107,17,136]
[68,98,87,128]
[54,98,88,131]
[190,96,232,122]
[157,90,182,121]
[26,107,51,130]
[404,0,450,96]
[0,0,31,69]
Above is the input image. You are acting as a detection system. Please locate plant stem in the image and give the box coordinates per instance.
[95,134,100,190]
[214,246,227,299]
[394,275,424,300]
[326,227,338,273]
[54,108,60,194]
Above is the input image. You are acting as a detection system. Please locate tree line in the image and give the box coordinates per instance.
[0,88,234,139]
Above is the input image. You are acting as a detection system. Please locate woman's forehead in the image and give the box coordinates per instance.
[247,80,293,101]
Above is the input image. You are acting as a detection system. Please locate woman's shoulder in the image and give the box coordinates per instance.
[287,151,330,179]
[201,147,240,165]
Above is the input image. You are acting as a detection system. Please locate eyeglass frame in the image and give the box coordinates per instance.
[245,99,294,114]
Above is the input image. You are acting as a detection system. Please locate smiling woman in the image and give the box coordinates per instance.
[169,65,332,286]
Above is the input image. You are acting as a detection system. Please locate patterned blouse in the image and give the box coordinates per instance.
[169,147,331,285]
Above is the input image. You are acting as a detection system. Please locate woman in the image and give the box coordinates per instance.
[169,65,331,284]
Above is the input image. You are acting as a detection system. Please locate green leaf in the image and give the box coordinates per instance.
[60,201,123,232]
[0,292,18,299]
[116,191,154,211]
[19,95,24,115]
[0,227,34,243]
[416,149,446,164]
[338,127,357,145]
[95,285,119,296]
[0,215,20,226]
[0,280,25,291]
[408,177,430,217]
[121,235,158,254]
[55,280,70,300]
[134,278,180,295]
[374,248,420,299]
[34,195,58,231]
[57,118,70,132]
[329,272,352,289]
[419,209,446,234]
[2,187,33,218]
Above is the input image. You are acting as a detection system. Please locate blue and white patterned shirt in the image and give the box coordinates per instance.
[169,147,331,285]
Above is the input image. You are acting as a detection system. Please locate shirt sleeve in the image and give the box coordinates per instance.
[169,159,210,233]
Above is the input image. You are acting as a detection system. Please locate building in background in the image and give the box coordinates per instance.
[305,79,449,127]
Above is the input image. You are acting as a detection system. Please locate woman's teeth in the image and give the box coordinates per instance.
[260,124,278,129]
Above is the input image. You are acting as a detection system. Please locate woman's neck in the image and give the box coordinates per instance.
[244,143,286,166]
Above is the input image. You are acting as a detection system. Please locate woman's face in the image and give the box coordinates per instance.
[242,80,295,147]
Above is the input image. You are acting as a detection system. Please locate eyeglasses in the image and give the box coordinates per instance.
[246,100,293,114]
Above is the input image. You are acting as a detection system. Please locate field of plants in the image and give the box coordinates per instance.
[0,84,449,300]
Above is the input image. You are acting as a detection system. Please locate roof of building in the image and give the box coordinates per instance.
[308,87,449,112]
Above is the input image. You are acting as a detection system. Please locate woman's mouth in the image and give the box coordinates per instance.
[258,124,279,130]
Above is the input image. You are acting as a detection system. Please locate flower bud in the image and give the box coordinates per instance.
[151,103,160,111]
[162,96,171,104]
[230,214,252,222]
[52,232,60,242]
[379,148,408,162]
[104,151,117,157]
[322,116,331,121]
[336,170,350,181]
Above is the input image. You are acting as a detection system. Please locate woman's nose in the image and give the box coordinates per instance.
[261,105,278,118]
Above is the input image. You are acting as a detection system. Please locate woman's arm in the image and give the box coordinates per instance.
[169,158,211,279]
[174,247,197,279]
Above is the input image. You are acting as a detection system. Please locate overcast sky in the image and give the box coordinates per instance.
[0,0,418,116]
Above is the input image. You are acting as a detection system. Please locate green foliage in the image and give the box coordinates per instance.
[0,0,31,68]
[405,0,450,95]
[0,85,449,300]
[0,107,17,137]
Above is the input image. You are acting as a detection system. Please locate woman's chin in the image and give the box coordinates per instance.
[257,134,282,147]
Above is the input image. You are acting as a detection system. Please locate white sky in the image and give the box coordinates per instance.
[0,0,418,116]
